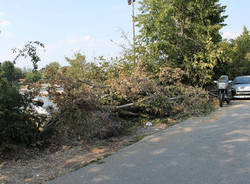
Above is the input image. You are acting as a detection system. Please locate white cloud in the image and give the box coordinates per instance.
[65,35,115,48]
[222,31,241,39]
[8,34,123,69]
[66,35,91,44]
[0,12,11,27]
[0,31,14,39]
[0,20,11,27]
[37,34,123,68]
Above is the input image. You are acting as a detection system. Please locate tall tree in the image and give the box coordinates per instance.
[230,26,250,77]
[136,0,227,85]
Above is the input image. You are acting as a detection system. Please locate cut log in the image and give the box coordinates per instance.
[116,96,153,110]
[115,96,183,110]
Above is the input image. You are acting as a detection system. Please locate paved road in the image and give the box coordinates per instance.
[48,101,250,184]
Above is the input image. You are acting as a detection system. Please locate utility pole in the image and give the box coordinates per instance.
[128,0,136,64]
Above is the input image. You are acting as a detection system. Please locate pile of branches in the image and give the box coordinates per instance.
[35,65,214,141]
[105,66,212,118]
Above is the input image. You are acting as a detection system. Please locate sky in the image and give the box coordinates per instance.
[0,0,249,69]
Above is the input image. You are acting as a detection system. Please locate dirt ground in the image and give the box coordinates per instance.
[0,124,168,184]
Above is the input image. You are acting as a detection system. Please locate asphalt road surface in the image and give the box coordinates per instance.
[47,100,250,184]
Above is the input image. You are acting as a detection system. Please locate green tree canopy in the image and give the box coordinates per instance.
[0,61,24,84]
[213,26,250,79]
[25,71,42,83]
[136,0,227,85]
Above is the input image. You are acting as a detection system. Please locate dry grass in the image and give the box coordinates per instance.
[0,123,167,184]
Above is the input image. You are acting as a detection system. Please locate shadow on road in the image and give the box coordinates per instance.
[48,100,250,184]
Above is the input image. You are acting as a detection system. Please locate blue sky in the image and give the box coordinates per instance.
[0,0,249,69]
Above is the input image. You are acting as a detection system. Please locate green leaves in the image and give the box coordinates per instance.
[0,83,39,149]
[213,27,250,79]
[136,0,227,85]
[12,41,45,71]
[25,71,42,83]
[0,61,42,150]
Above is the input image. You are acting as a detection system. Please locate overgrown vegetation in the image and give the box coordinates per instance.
[0,0,249,153]
[0,62,41,151]
[0,42,46,151]
[39,55,214,141]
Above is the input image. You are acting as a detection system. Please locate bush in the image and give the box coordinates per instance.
[0,81,39,150]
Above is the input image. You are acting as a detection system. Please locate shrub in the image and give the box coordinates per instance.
[0,81,39,150]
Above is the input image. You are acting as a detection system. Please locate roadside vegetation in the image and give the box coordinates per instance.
[0,0,249,157]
